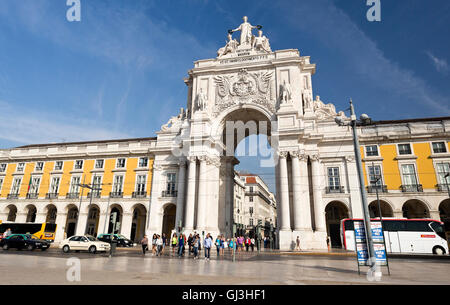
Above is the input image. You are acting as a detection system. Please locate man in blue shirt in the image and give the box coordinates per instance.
[203,233,212,260]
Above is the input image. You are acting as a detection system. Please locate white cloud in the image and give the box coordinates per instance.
[426,51,449,74]
[0,100,131,146]
[280,0,450,115]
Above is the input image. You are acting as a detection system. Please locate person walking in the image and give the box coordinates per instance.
[151,234,157,256]
[327,235,331,252]
[178,234,185,257]
[245,236,250,252]
[204,233,212,260]
[156,235,163,256]
[215,236,221,257]
[295,236,300,251]
[161,233,167,255]
[193,235,200,259]
[141,235,149,255]
[3,228,12,239]
[188,233,193,255]
[171,233,178,256]
[250,237,255,252]
[220,235,225,256]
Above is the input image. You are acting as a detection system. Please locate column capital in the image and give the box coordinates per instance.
[188,156,197,163]
[206,156,221,168]
[310,154,320,162]
[178,158,187,167]
[278,151,289,159]
[344,155,355,162]
[198,155,208,162]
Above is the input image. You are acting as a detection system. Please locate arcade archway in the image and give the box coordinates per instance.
[368,200,394,218]
[402,199,430,218]
[325,201,349,248]
[162,204,176,239]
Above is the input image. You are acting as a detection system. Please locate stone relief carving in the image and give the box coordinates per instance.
[213,69,275,116]
[313,96,338,120]
[161,108,186,131]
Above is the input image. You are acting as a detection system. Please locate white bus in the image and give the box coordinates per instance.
[341,218,448,255]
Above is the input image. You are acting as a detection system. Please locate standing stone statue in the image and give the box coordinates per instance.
[217,33,239,57]
[229,16,261,47]
[280,80,292,104]
[195,88,208,112]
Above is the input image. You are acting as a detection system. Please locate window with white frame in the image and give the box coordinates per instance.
[0,163,6,173]
[17,163,25,172]
[112,175,124,193]
[398,144,412,155]
[327,167,341,190]
[368,165,383,185]
[249,196,254,202]
[138,157,148,168]
[95,159,104,169]
[365,145,379,157]
[250,218,254,226]
[136,174,146,193]
[432,142,447,154]
[0,178,3,193]
[436,163,450,186]
[29,177,41,194]
[69,176,81,194]
[92,175,102,195]
[74,160,83,170]
[11,177,22,194]
[166,173,176,194]
[401,164,418,186]
[55,161,63,171]
[116,158,126,168]
[49,177,60,194]
[35,162,44,171]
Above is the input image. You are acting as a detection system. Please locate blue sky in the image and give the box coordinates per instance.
[0,0,449,192]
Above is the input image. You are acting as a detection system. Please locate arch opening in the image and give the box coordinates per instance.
[325,201,349,248]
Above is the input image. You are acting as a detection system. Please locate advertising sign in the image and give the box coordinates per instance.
[353,220,388,267]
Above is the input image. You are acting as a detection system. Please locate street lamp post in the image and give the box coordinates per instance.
[444,173,450,198]
[335,99,376,271]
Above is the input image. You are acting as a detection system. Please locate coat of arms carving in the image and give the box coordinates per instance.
[213,69,274,116]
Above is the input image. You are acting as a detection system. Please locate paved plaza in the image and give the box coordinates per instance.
[0,249,449,285]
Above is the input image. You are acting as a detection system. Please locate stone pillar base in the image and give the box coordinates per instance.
[288,230,328,250]
[278,230,293,250]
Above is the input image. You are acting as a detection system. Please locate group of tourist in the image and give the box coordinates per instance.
[140,232,267,259]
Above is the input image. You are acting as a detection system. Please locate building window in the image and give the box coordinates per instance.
[250,218,254,226]
[401,164,420,192]
[138,157,148,168]
[166,173,176,194]
[55,161,63,171]
[0,163,6,173]
[436,163,450,186]
[29,177,41,194]
[74,160,83,170]
[112,175,124,193]
[249,207,254,214]
[432,142,447,154]
[92,176,102,195]
[368,165,383,185]
[35,162,44,171]
[49,177,60,194]
[11,177,22,195]
[69,176,81,194]
[116,158,126,168]
[136,175,146,193]
[365,145,379,157]
[17,163,25,172]
[249,196,254,202]
[95,159,104,169]
[0,178,3,193]
[327,167,341,191]
[249,186,254,193]
[398,144,412,155]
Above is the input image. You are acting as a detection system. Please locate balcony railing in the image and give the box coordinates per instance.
[45,193,59,199]
[401,184,423,193]
[66,192,80,199]
[367,185,388,193]
[132,191,147,198]
[325,186,345,194]
[87,191,101,198]
[437,184,450,192]
[26,193,39,199]
[110,191,123,198]
[161,190,177,197]
[7,193,19,200]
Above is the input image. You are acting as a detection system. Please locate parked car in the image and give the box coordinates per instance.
[59,235,110,254]
[97,234,136,247]
[0,234,50,251]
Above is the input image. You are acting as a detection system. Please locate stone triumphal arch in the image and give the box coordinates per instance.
[148,17,355,250]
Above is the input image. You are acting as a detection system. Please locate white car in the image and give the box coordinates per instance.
[60,235,110,254]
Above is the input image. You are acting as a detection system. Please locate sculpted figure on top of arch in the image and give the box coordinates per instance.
[161,108,186,131]
[313,95,338,120]
[217,16,271,58]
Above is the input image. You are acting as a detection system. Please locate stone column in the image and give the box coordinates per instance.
[291,151,312,231]
[75,212,88,236]
[174,159,187,231]
[54,212,67,242]
[311,154,326,232]
[184,156,197,231]
[35,212,47,224]
[196,156,208,232]
[279,151,291,231]
[97,208,107,235]
[15,212,27,223]
[224,157,234,236]
[147,164,163,235]
[205,157,221,234]
[120,212,133,239]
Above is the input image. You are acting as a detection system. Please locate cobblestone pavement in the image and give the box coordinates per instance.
[0,248,449,285]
